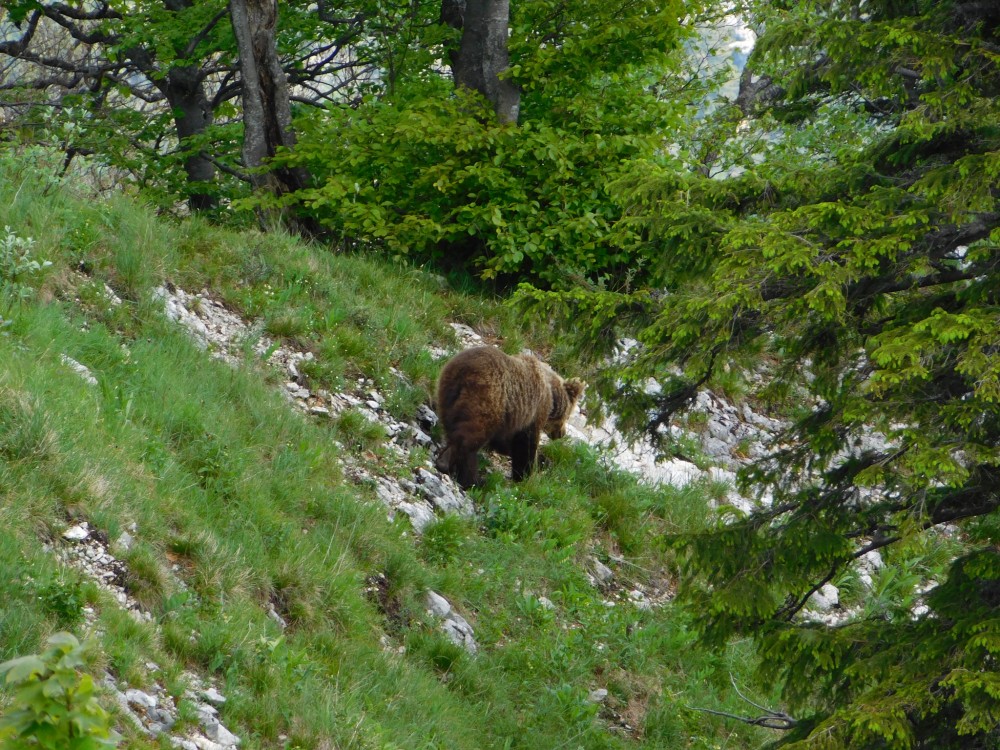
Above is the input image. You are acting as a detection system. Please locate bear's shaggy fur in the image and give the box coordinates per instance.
[435,346,585,488]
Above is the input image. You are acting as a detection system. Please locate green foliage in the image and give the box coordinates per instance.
[268,1,708,287]
[0,0,449,212]
[419,514,472,566]
[0,389,54,464]
[276,90,645,285]
[524,2,1000,748]
[0,633,117,749]
[0,226,51,302]
[33,575,88,629]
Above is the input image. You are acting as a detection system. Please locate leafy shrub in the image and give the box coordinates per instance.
[34,575,87,628]
[0,226,51,301]
[267,88,665,288]
[419,515,471,565]
[0,632,117,749]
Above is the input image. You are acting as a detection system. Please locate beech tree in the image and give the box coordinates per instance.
[228,0,306,196]
[442,0,520,124]
[273,0,712,282]
[522,1,1000,747]
[0,1,410,209]
[1,1,232,210]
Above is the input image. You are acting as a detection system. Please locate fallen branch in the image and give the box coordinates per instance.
[685,675,799,731]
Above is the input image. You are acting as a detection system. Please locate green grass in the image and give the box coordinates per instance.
[0,146,775,749]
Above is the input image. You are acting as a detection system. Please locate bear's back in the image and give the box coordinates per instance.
[436,347,551,437]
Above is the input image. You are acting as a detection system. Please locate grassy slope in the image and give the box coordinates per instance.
[0,147,771,749]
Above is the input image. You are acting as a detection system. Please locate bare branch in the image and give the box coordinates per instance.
[0,10,42,55]
[729,674,776,715]
[685,677,799,732]
[40,2,121,22]
[40,6,116,45]
[181,6,230,60]
[775,564,839,622]
[202,151,251,183]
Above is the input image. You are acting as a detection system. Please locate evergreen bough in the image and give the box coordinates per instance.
[523,1,1000,747]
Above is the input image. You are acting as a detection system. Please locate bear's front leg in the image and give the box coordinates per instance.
[510,426,539,482]
[449,443,481,488]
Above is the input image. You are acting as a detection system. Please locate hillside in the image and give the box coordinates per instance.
[0,148,773,749]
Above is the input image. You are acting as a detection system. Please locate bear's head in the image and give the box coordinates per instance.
[545,376,585,439]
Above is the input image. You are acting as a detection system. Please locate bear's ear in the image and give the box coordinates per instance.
[564,378,585,403]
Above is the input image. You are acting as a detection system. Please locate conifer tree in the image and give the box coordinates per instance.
[524,2,1000,746]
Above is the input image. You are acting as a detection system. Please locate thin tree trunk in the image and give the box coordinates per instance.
[162,65,217,211]
[228,0,309,195]
[444,0,520,124]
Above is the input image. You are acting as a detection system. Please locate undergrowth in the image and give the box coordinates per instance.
[0,146,772,749]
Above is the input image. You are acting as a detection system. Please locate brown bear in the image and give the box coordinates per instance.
[435,346,585,488]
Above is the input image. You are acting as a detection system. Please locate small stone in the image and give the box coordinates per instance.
[708,419,736,444]
[125,688,157,709]
[416,404,438,429]
[63,523,90,541]
[702,436,733,461]
[406,426,434,447]
[441,614,478,654]
[148,709,176,732]
[115,531,135,551]
[810,583,840,612]
[61,355,98,385]
[398,501,436,533]
[196,703,219,719]
[415,468,473,517]
[202,687,226,705]
[197,716,221,743]
[628,590,653,610]
[589,689,609,704]
[267,605,287,630]
[210,722,240,747]
[592,559,614,584]
[426,591,452,618]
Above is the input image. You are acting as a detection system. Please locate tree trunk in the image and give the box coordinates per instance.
[161,65,217,212]
[443,0,520,124]
[228,0,309,196]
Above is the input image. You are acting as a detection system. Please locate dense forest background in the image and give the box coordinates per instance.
[1,1,999,748]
